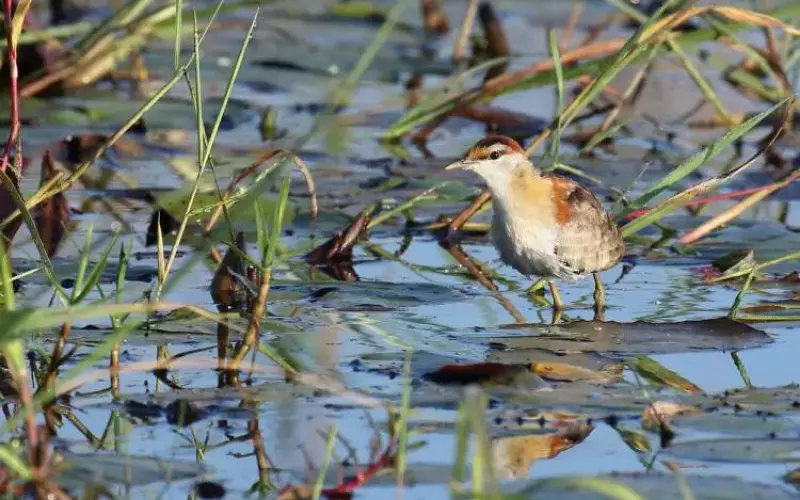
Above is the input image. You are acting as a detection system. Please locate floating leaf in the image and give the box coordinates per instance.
[663,437,800,463]
[671,413,797,436]
[54,452,207,489]
[509,472,799,499]
[423,362,542,389]
[471,318,772,355]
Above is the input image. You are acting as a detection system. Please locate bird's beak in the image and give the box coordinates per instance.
[444,160,473,171]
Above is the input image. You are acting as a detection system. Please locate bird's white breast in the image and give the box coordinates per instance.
[490,197,565,279]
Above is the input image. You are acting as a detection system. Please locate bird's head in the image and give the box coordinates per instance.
[444,135,535,190]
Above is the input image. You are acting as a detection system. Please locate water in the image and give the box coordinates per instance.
[4,0,800,498]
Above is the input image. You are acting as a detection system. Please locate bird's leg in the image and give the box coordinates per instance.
[547,280,563,310]
[592,272,606,313]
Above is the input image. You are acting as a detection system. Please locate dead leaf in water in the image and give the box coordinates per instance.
[306,209,372,265]
[210,232,249,308]
[34,151,70,258]
[642,401,701,429]
[423,362,531,386]
[493,422,593,480]
[531,361,623,385]
[780,271,800,283]
[145,208,179,247]
[0,168,21,248]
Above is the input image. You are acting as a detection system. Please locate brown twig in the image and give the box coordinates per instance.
[0,0,22,174]
[420,0,449,34]
[560,0,584,52]
[679,167,800,245]
[452,0,478,64]
[441,243,526,323]
[478,2,510,83]
[443,189,491,241]
[203,149,317,237]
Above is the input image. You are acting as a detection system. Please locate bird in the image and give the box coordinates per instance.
[444,135,625,313]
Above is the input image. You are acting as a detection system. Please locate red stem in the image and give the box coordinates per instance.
[320,436,397,498]
[625,184,790,220]
[1,0,19,173]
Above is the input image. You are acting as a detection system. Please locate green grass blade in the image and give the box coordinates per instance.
[73,232,121,304]
[520,476,646,500]
[0,445,30,479]
[266,174,291,269]
[618,96,790,228]
[312,425,337,500]
[0,237,14,311]
[557,0,681,132]
[0,302,195,343]
[72,223,94,302]
[544,29,565,168]
[0,170,68,303]
[173,0,183,68]
[159,8,259,294]
[255,200,267,266]
[111,241,131,329]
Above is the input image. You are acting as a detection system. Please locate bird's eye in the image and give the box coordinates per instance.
[489,151,501,160]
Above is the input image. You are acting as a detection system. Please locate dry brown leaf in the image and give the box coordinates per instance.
[306,210,372,265]
[34,151,70,258]
[642,6,800,42]
[493,422,593,479]
[277,484,313,500]
[531,361,623,384]
[0,169,21,248]
[642,400,701,429]
[210,232,248,308]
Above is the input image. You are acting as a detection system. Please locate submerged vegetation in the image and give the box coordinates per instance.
[0,0,797,498]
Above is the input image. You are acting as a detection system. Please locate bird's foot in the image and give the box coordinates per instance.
[526,278,547,296]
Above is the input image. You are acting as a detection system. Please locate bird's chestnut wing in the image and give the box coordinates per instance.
[547,175,624,274]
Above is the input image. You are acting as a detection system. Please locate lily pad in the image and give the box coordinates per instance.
[508,473,799,500]
[269,280,471,308]
[663,437,800,463]
[468,318,772,355]
[55,452,208,489]
[671,413,799,436]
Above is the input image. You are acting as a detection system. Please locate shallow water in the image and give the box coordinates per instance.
[4,0,800,498]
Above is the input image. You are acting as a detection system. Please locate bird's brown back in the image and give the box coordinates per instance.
[546,174,624,275]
